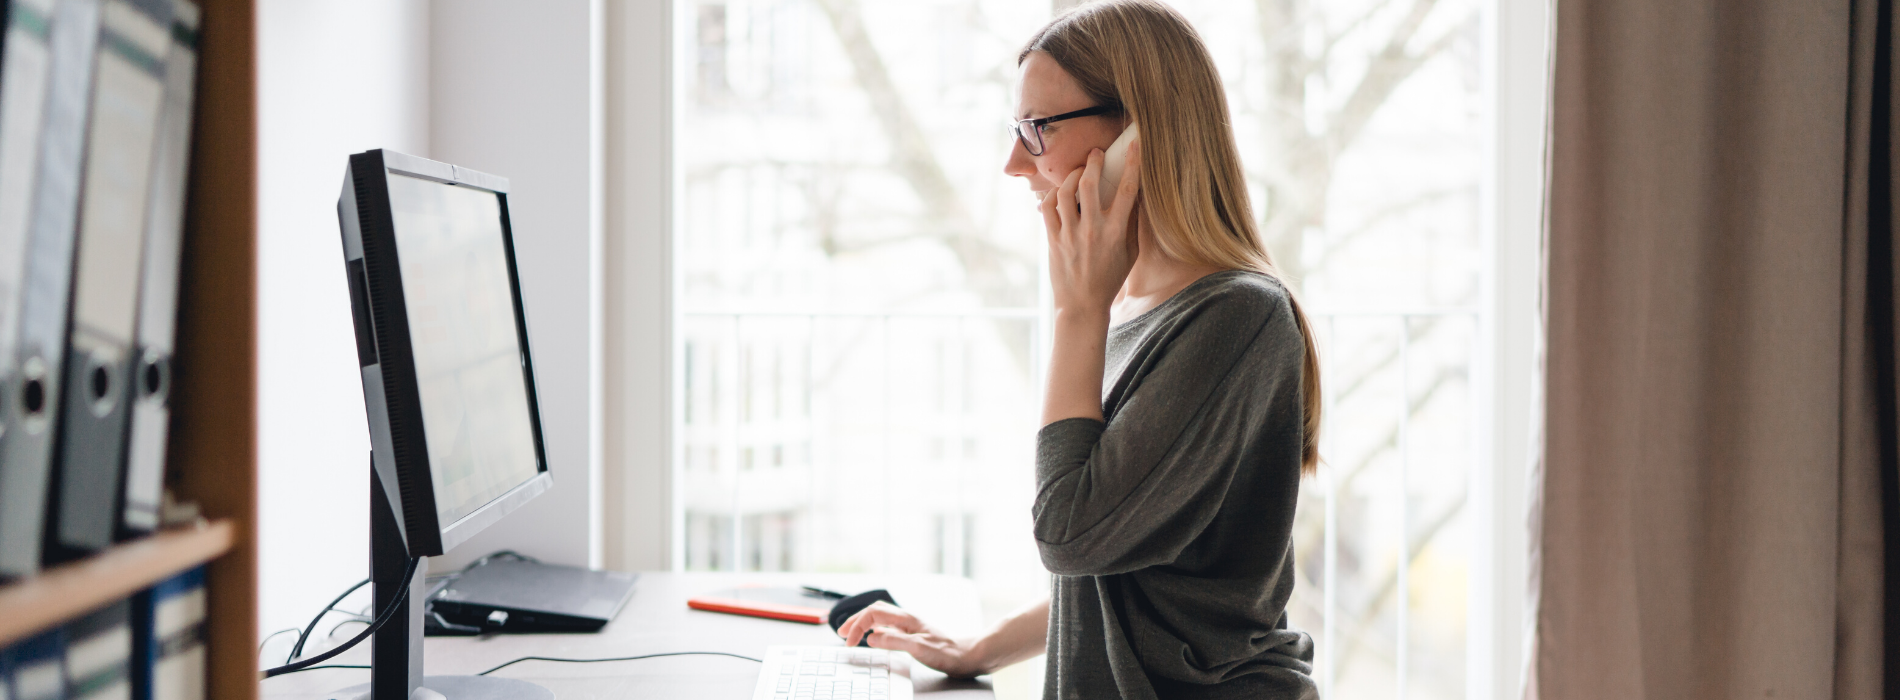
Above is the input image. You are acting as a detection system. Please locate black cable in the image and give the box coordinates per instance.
[274,548,539,670]
[258,628,301,655]
[286,577,371,663]
[326,618,370,639]
[261,558,420,679]
[477,651,763,676]
[265,664,371,676]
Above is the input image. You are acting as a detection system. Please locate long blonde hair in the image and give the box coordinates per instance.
[1021,0,1323,476]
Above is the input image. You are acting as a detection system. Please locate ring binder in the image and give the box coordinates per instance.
[0,0,103,579]
[119,0,198,539]
[45,0,173,561]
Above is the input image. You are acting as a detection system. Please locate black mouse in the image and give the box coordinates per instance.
[826,589,898,647]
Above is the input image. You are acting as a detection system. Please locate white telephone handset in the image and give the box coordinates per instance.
[1098,124,1138,203]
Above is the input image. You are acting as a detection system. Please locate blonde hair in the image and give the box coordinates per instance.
[1021,0,1323,476]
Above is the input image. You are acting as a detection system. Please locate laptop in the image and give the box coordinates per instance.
[424,558,637,634]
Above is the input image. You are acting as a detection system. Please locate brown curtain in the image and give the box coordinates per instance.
[1534,0,1899,698]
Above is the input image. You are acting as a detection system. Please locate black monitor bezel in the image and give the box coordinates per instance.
[337,149,552,557]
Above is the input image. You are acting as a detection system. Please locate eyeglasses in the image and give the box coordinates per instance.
[1007,105,1115,156]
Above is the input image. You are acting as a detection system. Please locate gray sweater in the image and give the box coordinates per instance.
[1036,270,1318,700]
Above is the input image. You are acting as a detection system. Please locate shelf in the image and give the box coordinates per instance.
[0,519,234,647]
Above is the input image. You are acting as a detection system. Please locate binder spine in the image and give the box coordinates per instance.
[64,600,131,700]
[133,567,204,700]
[48,0,172,558]
[0,0,102,579]
[4,628,65,700]
[119,0,196,538]
[0,0,59,453]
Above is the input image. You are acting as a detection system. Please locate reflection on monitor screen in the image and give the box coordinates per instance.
[386,173,540,527]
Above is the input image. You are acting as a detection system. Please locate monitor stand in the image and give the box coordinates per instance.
[330,461,553,700]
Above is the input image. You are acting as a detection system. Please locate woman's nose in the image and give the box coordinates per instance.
[1003,137,1036,179]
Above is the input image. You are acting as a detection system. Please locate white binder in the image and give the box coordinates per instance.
[0,0,101,579]
[0,0,59,448]
[119,0,197,538]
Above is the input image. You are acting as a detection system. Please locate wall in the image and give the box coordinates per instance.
[252,0,427,646]
[256,0,430,646]
[256,0,604,645]
[425,0,604,573]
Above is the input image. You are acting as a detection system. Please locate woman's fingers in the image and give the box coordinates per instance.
[836,602,924,647]
[1053,167,1083,233]
[1038,185,1061,238]
[1077,148,1103,215]
[839,607,881,646]
[864,628,957,673]
[863,625,981,678]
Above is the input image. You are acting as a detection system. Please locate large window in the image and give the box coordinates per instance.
[671,0,1502,698]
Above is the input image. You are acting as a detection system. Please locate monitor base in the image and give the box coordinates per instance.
[329,675,554,700]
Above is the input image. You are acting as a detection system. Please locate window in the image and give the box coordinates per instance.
[664,0,1537,698]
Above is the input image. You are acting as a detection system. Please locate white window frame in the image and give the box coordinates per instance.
[601,0,683,572]
[1472,0,1548,698]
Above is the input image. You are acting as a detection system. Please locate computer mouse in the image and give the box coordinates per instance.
[826,589,898,647]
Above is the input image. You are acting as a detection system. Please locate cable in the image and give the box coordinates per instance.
[261,558,420,680]
[273,548,539,670]
[264,664,370,676]
[326,619,370,639]
[258,628,301,655]
[264,652,761,679]
[477,651,762,676]
[286,577,371,663]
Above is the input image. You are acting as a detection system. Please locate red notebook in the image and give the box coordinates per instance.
[687,586,834,624]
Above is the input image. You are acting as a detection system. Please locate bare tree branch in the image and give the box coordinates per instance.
[811,0,1039,373]
[1330,316,1445,407]
[1327,5,1475,156]
[1310,185,1474,272]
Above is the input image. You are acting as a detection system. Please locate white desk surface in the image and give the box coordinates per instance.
[261,572,996,699]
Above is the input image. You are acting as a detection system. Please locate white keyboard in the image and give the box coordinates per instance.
[751,645,914,700]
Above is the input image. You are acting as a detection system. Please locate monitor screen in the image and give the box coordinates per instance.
[384,173,541,527]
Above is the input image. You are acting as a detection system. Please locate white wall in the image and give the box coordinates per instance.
[257,0,604,646]
[256,0,430,647]
[425,0,604,573]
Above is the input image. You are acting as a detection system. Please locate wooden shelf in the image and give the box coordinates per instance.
[0,520,234,647]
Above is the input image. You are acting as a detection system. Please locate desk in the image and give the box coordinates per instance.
[261,572,996,699]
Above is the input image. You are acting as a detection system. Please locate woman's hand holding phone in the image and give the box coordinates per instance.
[1040,128,1141,317]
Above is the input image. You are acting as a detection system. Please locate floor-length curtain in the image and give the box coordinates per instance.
[1533,0,1898,697]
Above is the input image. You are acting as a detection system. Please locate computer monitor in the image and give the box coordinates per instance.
[336,149,554,699]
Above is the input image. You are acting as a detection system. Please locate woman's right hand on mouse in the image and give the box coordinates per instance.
[835,601,987,678]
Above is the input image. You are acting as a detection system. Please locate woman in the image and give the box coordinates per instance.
[837,2,1322,698]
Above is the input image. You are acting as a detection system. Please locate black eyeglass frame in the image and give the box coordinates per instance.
[1009,105,1117,156]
